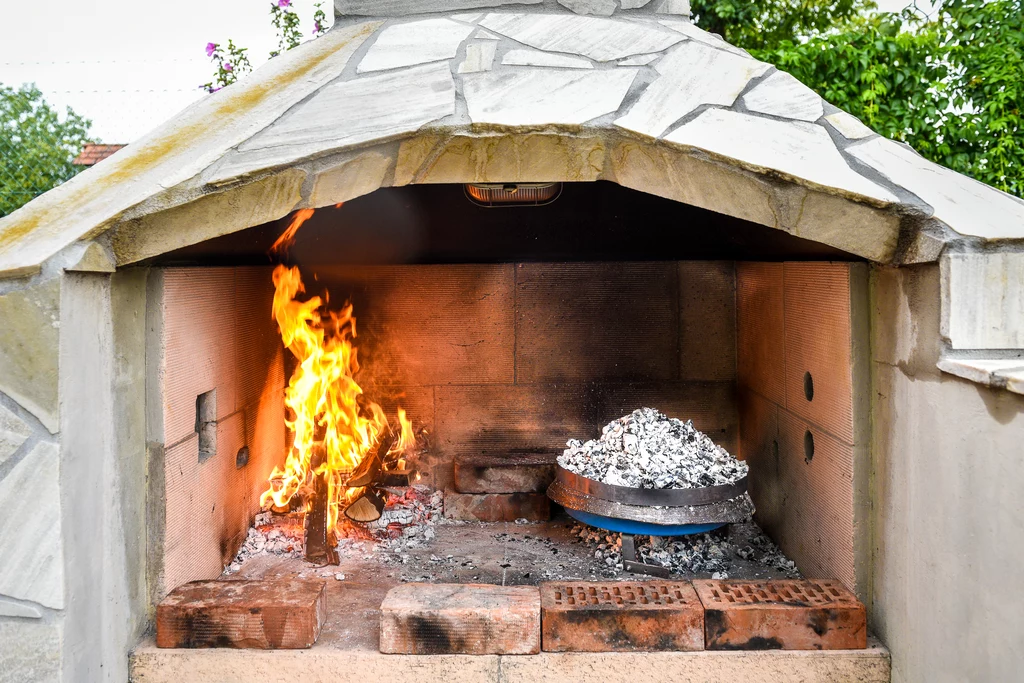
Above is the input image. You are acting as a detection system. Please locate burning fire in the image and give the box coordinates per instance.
[260,210,415,534]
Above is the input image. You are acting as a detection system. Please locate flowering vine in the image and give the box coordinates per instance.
[202,1,329,93]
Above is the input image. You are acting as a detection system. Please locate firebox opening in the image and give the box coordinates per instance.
[147,182,870,639]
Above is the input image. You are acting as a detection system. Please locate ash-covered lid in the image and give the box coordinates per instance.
[334,0,691,19]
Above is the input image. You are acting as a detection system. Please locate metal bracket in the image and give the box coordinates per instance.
[620,534,671,578]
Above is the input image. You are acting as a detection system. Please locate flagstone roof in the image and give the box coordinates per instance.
[1,7,1022,279]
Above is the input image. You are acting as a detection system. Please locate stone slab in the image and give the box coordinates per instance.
[458,40,498,73]
[380,583,541,654]
[557,0,617,16]
[463,67,637,127]
[824,112,874,140]
[235,62,455,168]
[942,252,1024,350]
[358,18,475,73]
[616,41,770,139]
[666,109,897,204]
[540,581,703,651]
[848,136,1024,239]
[0,277,59,433]
[0,596,43,618]
[454,454,556,494]
[337,0,542,16]
[444,489,552,522]
[156,580,327,649]
[0,441,63,609]
[694,580,866,651]
[502,48,594,69]
[0,402,31,465]
[479,13,682,62]
[741,71,823,122]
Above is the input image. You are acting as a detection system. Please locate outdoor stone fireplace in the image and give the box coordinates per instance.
[0,2,1022,682]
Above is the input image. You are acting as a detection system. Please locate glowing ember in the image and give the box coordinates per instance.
[260,259,414,535]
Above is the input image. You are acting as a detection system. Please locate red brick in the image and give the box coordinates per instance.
[380,583,541,654]
[156,580,326,649]
[454,454,556,494]
[694,579,866,651]
[443,488,550,522]
[541,581,703,652]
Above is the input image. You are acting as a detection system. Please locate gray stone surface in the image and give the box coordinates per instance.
[337,0,542,15]
[557,0,617,15]
[0,277,59,433]
[825,111,874,140]
[501,48,593,69]
[0,403,30,465]
[936,357,1024,393]
[742,70,824,122]
[0,597,43,618]
[458,41,498,73]
[464,67,637,126]
[653,0,691,13]
[479,13,683,61]
[659,18,747,55]
[357,18,475,73]
[616,41,770,139]
[849,136,1024,239]
[666,109,898,203]
[942,252,1024,350]
[617,53,659,66]
[0,441,63,609]
[237,62,455,161]
[0,618,62,682]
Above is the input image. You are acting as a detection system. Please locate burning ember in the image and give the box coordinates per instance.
[260,218,417,562]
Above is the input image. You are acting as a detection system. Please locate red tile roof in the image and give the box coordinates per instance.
[73,143,126,166]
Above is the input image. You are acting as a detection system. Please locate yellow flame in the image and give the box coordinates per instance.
[260,263,412,532]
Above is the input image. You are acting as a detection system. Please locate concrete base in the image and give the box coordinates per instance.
[131,639,890,682]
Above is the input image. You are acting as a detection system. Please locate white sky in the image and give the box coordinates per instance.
[1,0,924,143]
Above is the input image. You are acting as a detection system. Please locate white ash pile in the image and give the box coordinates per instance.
[560,408,748,489]
[573,521,801,579]
[224,486,443,574]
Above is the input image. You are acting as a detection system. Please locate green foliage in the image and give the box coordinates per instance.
[0,83,93,217]
[690,0,876,50]
[747,0,1024,196]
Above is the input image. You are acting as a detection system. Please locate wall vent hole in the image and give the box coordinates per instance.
[804,430,815,463]
[236,446,250,469]
[196,389,217,464]
[803,371,814,401]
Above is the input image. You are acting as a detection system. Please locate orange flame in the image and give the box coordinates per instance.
[271,209,315,255]
[260,261,413,532]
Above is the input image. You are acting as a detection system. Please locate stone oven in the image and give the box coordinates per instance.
[0,3,1022,682]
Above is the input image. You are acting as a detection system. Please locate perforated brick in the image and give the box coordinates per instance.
[541,581,703,652]
[443,488,550,522]
[380,583,540,655]
[694,579,866,651]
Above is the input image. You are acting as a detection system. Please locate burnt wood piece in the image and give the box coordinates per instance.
[454,453,556,494]
[156,579,327,649]
[345,429,396,488]
[693,579,867,651]
[380,583,541,655]
[380,469,412,487]
[344,488,386,522]
[540,581,704,652]
[304,443,338,565]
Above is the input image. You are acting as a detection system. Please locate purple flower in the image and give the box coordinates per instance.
[224,62,233,72]
[313,21,322,34]
[206,42,218,58]
[278,0,291,7]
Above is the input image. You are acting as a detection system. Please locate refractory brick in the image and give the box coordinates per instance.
[454,454,556,494]
[156,579,327,649]
[379,583,541,655]
[541,581,704,652]
[443,488,551,522]
[694,579,866,651]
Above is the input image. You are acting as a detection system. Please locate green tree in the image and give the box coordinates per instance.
[690,0,877,50]
[751,0,1024,196]
[0,83,94,217]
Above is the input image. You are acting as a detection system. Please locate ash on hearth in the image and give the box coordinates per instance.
[559,408,748,489]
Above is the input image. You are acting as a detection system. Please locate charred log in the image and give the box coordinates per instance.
[303,443,339,566]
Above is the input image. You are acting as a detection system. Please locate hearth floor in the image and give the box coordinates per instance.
[132,516,889,682]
